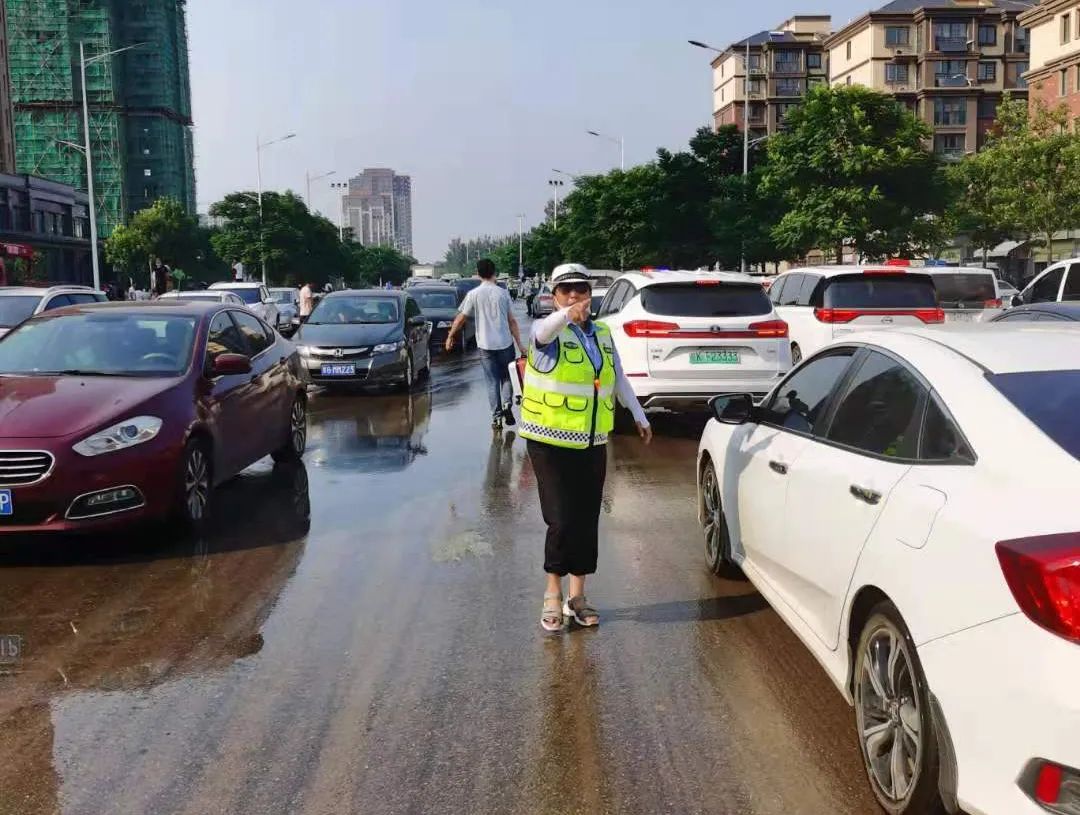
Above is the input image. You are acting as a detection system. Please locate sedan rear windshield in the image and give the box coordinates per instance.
[309,296,400,324]
[216,287,261,304]
[641,283,772,317]
[930,273,997,308]
[0,296,40,328]
[413,290,458,310]
[989,370,1080,460]
[822,274,937,309]
[0,313,197,376]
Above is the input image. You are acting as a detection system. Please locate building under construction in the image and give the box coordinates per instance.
[4,0,195,237]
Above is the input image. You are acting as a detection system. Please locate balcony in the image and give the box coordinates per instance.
[934,36,970,52]
[935,74,971,88]
[772,80,805,98]
[935,147,965,161]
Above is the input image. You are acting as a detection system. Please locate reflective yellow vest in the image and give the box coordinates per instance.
[520,323,616,449]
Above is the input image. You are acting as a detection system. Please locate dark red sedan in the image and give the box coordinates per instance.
[0,300,309,533]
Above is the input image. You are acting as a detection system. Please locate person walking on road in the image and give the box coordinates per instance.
[298,280,314,322]
[445,258,524,430]
[521,263,652,633]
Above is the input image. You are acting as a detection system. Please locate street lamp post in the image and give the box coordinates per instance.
[547,178,565,229]
[306,170,335,209]
[73,41,146,291]
[517,214,526,278]
[256,132,297,284]
[586,130,624,171]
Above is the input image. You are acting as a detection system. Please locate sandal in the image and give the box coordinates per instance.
[541,592,564,633]
[563,596,599,627]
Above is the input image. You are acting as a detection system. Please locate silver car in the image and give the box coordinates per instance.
[269,287,301,335]
[208,282,283,331]
[0,285,107,339]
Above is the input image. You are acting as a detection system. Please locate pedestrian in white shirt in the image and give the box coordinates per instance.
[298,281,313,320]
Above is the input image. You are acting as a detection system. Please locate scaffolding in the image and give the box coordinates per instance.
[4,0,195,237]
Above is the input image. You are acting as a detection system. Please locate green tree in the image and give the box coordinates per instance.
[105,198,202,282]
[349,245,415,286]
[973,96,1080,264]
[945,157,1015,268]
[762,85,950,262]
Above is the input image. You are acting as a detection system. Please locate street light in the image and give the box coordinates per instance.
[586,130,624,171]
[73,41,146,290]
[547,178,565,229]
[256,132,297,284]
[330,180,349,242]
[552,168,582,182]
[517,214,526,278]
[306,170,335,209]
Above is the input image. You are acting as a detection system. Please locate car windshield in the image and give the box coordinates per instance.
[0,296,41,328]
[269,290,295,304]
[0,313,197,376]
[641,283,772,317]
[308,296,400,324]
[414,290,458,310]
[823,274,938,309]
[930,273,997,308]
[216,287,261,304]
[457,279,482,295]
[989,370,1080,460]
[591,276,616,288]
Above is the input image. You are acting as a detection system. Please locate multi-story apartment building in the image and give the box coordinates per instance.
[341,168,414,256]
[0,1,14,174]
[827,0,1032,159]
[1019,0,1080,125]
[711,16,833,141]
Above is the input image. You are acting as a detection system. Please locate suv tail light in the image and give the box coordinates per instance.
[748,319,789,338]
[624,320,680,338]
[996,533,1080,644]
[1020,759,1080,813]
[814,307,945,325]
[985,298,1003,309]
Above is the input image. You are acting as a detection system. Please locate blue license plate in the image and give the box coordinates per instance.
[320,363,356,377]
[0,490,11,517]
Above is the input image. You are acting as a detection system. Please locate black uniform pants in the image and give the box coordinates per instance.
[527,440,608,576]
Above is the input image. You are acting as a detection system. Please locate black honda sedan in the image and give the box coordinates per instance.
[292,290,431,390]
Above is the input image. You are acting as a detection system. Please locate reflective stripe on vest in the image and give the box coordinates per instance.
[523,368,615,400]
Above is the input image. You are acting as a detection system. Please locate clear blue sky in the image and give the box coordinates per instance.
[188,0,871,263]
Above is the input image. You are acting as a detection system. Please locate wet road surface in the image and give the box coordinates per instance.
[0,309,880,815]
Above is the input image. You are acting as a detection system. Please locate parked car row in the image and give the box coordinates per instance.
[0,299,308,535]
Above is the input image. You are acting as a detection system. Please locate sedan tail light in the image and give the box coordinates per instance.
[813,307,945,325]
[996,533,1080,644]
[985,298,1003,309]
[623,320,680,338]
[623,319,788,339]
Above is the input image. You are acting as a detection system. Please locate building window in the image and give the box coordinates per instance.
[774,50,801,72]
[748,53,763,71]
[886,63,909,83]
[934,21,969,51]
[748,78,764,96]
[1015,27,1030,53]
[808,76,826,89]
[1016,61,1029,88]
[978,61,996,82]
[775,78,804,96]
[885,26,910,46]
[1076,64,1080,91]
[807,52,822,69]
[1064,14,1072,44]
[978,97,998,119]
[777,103,799,123]
[978,24,997,46]
[934,133,966,157]
[847,41,852,59]
[749,103,765,122]
[144,168,152,177]
[936,59,968,85]
[1062,68,1069,95]
[934,97,967,125]
[846,75,852,85]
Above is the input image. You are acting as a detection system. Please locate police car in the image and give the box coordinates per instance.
[596,269,791,412]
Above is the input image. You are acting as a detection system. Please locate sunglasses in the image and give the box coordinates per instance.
[555,282,591,295]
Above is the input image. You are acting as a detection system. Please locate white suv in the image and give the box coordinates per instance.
[770,266,944,363]
[208,282,282,331]
[596,269,791,413]
[0,285,107,339]
[1013,256,1080,307]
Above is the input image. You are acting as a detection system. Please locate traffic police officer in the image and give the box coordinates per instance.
[522,263,652,632]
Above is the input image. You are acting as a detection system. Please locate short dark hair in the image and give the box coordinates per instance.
[476,259,496,279]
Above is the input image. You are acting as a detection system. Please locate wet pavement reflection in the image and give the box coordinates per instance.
[0,311,878,815]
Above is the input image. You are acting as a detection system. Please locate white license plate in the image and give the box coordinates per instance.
[946,312,978,322]
[320,364,356,377]
[0,490,11,517]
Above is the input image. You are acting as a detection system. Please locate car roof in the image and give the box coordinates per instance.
[41,300,225,317]
[325,288,407,299]
[269,286,294,291]
[410,283,456,291]
[1002,302,1080,319]
[847,325,1080,375]
[0,285,95,296]
[209,281,262,289]
[617,269,760,287]
[781,265,942,279]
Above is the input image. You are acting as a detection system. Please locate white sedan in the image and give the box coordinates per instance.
[696,326,1080,815]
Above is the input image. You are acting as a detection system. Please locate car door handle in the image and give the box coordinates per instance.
[850,484,882,505]
[769,460,788,475]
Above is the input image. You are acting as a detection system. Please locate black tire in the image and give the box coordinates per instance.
[272,393,307,463]
[398,352,415,392]
[176,438,212,532]
[853,602,944,815]
[791,343,803,365]
[700,460,737,576]
[612,402,636,435]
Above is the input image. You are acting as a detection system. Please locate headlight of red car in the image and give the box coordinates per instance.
[72,416,163,457]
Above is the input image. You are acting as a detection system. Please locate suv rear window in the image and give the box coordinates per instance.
[641,283,771,318]
[822,274,937,309]
[989,370,1080,460]
[0,296,41,328]
[930,273,997,309]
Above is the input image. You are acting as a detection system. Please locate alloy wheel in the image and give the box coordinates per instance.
[290,398,307,454]
[856,623,923,805]
[185,447,210,522]
[792,344,803,365]
[702,464,724,568]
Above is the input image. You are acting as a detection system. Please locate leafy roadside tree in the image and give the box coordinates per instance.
[974,96,1080,264]
[762,85,950,262]
[105,198,203,284]
[944,158,1015,268]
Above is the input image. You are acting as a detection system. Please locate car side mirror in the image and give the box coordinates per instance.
[709,393,755,425]
[263,297,275,305]
[211,353,252,376]
[1011,294,1024,308]
[408,315,427,327]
